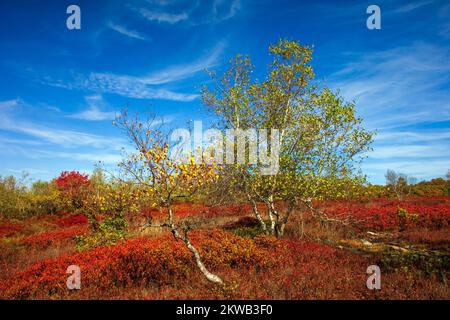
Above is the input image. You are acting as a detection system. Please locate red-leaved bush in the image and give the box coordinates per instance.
[3,229,447,300]
[142,202,264,220]
[1,229,284,299]
[0,220,24,237]
[53,171,90,191]
[51,214,88,228]
[319,197,450,231]
[22,226,88,248]
[53,171,90,212]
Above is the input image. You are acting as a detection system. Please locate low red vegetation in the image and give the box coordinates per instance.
[0,229,284,299]
[22,226,88,248]
[51,214,88,228]
[320,197,450,231]
[143,197,450,233]
[398,227,450,248]
[0,220,24,237]
[142,202,262,220]
[3,228,447,300]
[1,197,449,300]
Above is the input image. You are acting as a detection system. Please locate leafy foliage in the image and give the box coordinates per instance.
[54,171,90,213]
[202,39,374,237]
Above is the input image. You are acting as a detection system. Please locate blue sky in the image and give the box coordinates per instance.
[0,0,449,184]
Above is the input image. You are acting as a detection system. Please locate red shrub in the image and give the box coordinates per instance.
[1,229,284,299]
[0,220,23,237]
[51,214,88,228]
[53,171,90,211]
[22,226,87,248]
[2,228,448,299]
[319,197,450,231]
[54,171,90,191]
[141,203,259,220]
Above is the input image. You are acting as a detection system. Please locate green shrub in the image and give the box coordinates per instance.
[0,176,63,218]
[27,181,62,216]
[0,175,30,218]
[76,215,128,251]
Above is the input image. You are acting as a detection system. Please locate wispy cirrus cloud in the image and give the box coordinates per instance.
[38,42,224,102]
[0,97,173,149]
[393,0,435,14]
[0,144,123,166]
[6,168,50,175]
[140,9,188,24]
[68,95,117,121]
[209,0,241,24]
[0,98,129,170]
[138,0,241,25]
[368,144,450,160]
[137,42,224,85]
[329,42,450,182]
[375,130,450,143]
[330,42,450,130]
[0,98,21,109]
[47,74,199,101]
[0,115,125,150]
[31,150,123,165]
[0,136,44,146]
[106,21,149,41]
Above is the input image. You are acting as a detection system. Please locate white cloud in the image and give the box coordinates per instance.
[329,42,450,183]
[330,43,450,130]
[7,168,50,175]
[368,144,450,159]
[209,0,241,23]
[138,0,241,25]
[39,42,224,101]
[139,42,224,85]
[0,98,130,173]
[68,95,117,121]
[35,150,122,165]
[0,115,125,150]
[140,9,188,24]
[68,74,200,101]
[0,145,122,166]
[0,99,20,109]
[393,0,435,13]
[44,105,61,113]
[375,130,450,143]
[69,106,115,121]
[106,21,149,41]
[0,136,44,146]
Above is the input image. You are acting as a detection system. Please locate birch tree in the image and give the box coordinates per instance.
[202,39,374,237]
[115,112,223,284]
